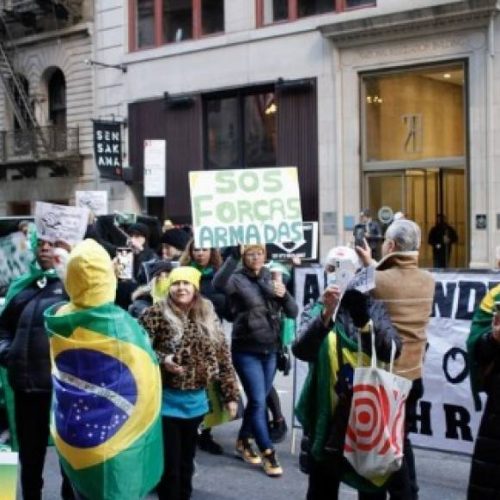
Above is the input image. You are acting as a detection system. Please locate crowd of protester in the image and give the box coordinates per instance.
[0,209,497,500]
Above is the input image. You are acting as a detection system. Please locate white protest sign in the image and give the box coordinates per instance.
[144,140,166,197]
[348,265,376,294]
[34,202,89,246]
[189,167,303,248]
[292,267,496,455]
[75,191,108,216]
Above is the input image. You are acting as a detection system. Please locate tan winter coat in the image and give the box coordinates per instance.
[372,252,435,381]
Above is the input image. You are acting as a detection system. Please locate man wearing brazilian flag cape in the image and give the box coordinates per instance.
[44,239,163,499]
[466,284,500,498]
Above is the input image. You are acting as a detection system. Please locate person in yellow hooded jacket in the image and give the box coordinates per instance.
[44,239,163,500]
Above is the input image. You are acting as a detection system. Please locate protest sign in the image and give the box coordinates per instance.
[144,140,166,197]
[75,191,108,216]
[189,167,303,248]
[35,202,89,246]
[266,221,318,261]
[292,267,496,455]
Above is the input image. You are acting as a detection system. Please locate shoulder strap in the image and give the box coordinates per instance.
[336,329,343,371]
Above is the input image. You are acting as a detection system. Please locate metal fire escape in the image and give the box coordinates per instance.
[0,0,82,177]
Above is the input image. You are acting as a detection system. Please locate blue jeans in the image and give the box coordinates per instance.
[232,350,277,452]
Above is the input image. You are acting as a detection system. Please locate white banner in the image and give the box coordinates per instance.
[293,267,498,455]
[34,202,89,246]
[144,139,166,197]
[189,167,303,248]
[75,190,108,216]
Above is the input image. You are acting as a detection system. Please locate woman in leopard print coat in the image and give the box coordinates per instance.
[139,266,239,500]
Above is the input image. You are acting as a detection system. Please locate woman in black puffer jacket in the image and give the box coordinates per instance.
[213,244,298,477]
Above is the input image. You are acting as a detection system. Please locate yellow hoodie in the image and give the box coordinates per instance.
[58,239,116,314]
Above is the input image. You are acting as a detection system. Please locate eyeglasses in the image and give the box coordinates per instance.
[245,252,264,258]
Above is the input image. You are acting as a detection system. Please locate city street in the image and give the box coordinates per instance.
[38,371,470,500]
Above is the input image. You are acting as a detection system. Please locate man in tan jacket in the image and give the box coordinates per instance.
[358,219,435,500]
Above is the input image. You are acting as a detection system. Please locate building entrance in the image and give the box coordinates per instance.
[361,62,467,268]
[366,168,465,268]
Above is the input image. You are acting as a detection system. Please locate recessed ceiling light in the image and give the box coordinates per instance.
[443,73,451,79]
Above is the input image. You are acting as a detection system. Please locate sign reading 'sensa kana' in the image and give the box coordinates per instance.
[189,167,303,248]
[93,120,122,180]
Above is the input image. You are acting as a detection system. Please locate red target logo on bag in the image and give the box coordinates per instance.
[344,383,406,458]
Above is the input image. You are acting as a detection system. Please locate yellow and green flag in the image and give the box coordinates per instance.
[45,303,163,500]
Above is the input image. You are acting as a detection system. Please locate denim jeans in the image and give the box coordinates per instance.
[232,350,277,452]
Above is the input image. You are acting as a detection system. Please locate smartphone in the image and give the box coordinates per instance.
[353,224,366,248]
[116,247,134,280]
[334,259,356,293]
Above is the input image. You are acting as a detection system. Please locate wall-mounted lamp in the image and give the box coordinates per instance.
[276,77,313,93]
[84,58,127,73]
[163,92,195,109]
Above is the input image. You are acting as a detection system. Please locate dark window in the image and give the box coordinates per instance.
[257,0,375,25]
[136,0,155,48]
[163,0,193,43]
[346,0,374,7]
[205,89,277,169]
[130,0,224,50]
[244,93,276,167]
[298,0,334,17]
[206,97,240,169]
[48,69,66,128]
[202,0,224,34]
[262,0,288,24]
[48,69,67,152]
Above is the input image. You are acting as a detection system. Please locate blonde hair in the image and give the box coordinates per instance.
[161,292,221,345]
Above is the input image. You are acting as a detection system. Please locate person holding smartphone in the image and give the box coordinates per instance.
[467,286,500,498]
[293,246,402,500]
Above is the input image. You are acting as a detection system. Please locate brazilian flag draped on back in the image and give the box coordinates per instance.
[44,239,163,500]
[466,283,500,411]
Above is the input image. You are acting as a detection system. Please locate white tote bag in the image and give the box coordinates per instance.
[343,328,412,481]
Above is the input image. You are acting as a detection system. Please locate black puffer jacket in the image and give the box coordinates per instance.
[199,269,228,321]
[0,278,67,392]
[213,256,298,354]
[468,332,500,499]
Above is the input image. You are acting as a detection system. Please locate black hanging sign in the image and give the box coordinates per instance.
[93,120,122,180]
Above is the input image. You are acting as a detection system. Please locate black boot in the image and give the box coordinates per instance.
[198,428,223,455]
[269,418,288,444]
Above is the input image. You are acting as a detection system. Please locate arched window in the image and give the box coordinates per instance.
[48,69,66,128]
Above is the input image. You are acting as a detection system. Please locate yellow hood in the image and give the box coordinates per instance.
[64,239,116,309]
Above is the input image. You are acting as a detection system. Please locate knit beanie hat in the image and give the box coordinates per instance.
[242,244,266,257]
[167,266,201,291]
[127,222,149,239]
[161,227,191,252]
